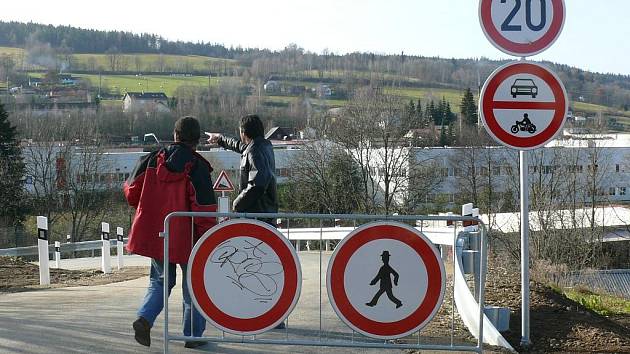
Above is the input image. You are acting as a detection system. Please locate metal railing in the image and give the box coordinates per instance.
[0,238,128,257]
[160,211,488,354]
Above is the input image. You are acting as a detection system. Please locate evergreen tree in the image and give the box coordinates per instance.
[426,101,437,125]
[460,87,478,125]
[415,99,424,126]
[0,103,26,228]
[403,99,416,129]
[439,124,448,146]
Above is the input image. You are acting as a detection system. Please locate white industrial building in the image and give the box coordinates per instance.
[20,131,630,207]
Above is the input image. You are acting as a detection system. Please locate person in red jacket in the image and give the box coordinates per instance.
[125,116,217,349]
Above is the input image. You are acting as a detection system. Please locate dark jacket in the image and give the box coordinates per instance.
[218,135,278,215]
[123,143,217,264]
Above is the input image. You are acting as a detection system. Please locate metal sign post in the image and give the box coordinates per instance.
[217,192,230,223]
[519,150,530,346]
[214,170,235,223]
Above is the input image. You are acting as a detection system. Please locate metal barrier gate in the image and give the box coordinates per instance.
[160,212,487,354]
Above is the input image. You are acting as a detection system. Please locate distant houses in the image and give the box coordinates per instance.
[263,80,333,98]
[122,92,170,113]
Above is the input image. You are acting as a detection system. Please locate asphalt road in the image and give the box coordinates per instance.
[0,253,423,354]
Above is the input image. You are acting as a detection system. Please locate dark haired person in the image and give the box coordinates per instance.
[125,116,216,349]
[206,115,283,329]
[206,114,278,223]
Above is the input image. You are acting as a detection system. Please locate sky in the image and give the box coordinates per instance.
[2,0,630,75]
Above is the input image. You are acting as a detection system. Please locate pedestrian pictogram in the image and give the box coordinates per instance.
[213,170,235,192]
[327,222,446,339]
[188,219,301,335]
[479,0,566,57]
[480,61,568,150]
[365,250,402,309]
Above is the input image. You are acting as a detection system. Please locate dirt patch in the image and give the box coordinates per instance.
[485,261,630,353]
[408,258,630,353]
[0,256,148,293]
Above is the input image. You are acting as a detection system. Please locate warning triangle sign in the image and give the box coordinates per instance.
[213,170,235,192]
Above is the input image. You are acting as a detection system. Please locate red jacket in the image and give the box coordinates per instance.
[123,143,217,264]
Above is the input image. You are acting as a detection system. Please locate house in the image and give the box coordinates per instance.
[263,81,280,93]
[315,84,333,98]
[122,92,170,113]
[28,77,42,87]
[58,74,80,86]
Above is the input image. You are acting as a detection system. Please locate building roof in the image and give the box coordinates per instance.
[546,131,630,148]
[480,206,630,233]
[124,92,168,100]
[265,127,293,140]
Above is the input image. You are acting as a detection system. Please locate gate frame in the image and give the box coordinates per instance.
[160,211,487,354]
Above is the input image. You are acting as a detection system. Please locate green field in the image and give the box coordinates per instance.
[0,46,24,57]
[76,74,220,96]
[27,71,221,97]
[72,53,239,73]
[0,46,240,73]
[386,87,469,108]
[263,95,346,108]
[572,101,611,114]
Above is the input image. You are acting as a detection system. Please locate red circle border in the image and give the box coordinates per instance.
[328,222,445,338]
[481,62,567,149]
[189,221,300,334]
[480,0,565,56]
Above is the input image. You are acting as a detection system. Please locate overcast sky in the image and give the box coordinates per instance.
[2,0,630,75]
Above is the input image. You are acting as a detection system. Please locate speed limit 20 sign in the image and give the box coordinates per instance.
[479,0,565,57]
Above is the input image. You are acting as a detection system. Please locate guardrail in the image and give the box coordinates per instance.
[0,238,128,257]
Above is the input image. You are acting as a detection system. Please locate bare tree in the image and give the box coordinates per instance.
[285,141,362,214]
[157,53,166,73]
[23,119,74,234]
[63,143,112,243]
[106,47,121,72]
[22,114,112,243]
[134,56,143,73]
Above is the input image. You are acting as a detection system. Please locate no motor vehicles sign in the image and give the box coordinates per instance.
[327,222,445,339]
[480,61,568,150]
[479,0,565,57]
[188,220,301,335]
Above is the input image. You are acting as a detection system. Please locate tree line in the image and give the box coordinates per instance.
[0,21,243,58]
[1,21,629,109]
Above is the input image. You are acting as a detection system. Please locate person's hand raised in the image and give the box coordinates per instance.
[205,132,221,144]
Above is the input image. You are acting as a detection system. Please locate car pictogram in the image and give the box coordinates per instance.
[510,78,538,98]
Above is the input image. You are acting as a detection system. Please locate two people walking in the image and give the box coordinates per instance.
[125,114,278,348]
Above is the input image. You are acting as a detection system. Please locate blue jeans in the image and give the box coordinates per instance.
[137,259,206,337]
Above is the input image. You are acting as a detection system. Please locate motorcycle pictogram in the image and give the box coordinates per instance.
[510,113,536,134]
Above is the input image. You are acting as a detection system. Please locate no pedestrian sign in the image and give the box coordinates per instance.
[188,220,301,335]
[480,61,568,150]
[327,222,446,339]
[479,0,565,57]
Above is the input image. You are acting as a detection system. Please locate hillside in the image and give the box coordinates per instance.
[1,20,630,132]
